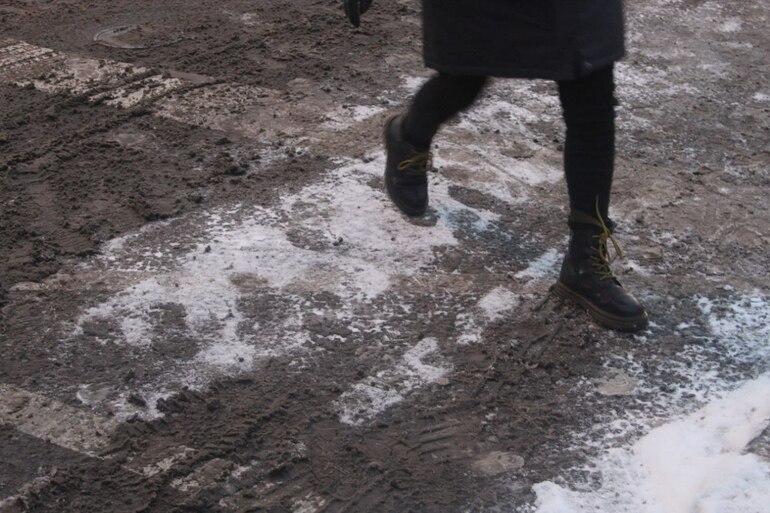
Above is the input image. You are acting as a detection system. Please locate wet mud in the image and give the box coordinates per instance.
[1,1,769,512]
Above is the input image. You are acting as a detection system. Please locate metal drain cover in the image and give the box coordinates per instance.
[94,25,182,50]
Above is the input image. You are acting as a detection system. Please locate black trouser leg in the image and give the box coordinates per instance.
[402,73,488,149]
[558,65,616,221]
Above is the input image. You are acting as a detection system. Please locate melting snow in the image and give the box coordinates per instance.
[533,377,770,513]
[530,293,770,513]
[515,249,561,280]
[478,287,518,321]
[335,338,450,426]
[74,148,502,417]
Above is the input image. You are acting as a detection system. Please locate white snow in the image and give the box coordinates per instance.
[453,287,519,345]
[533,376,770,513]
[698,294,770,363]
[515,249,561,280]
[78,155,460,336]
[718,18,743,33]
[478,287,519,321]
[291,493,327,513]
[321,104,386,130]
[6,45,184,108]
[335,337,450,426]
[401,75,429,94]
[140,447,197,477]
[71,127,545,417]
[529,292,770,513]
[455,312,483,345]
[75,148,503,417]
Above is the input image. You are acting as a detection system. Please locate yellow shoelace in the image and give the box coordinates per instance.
[591,198,623,280]
[397,151,433,173]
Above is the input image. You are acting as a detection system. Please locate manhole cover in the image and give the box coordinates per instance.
[94,25,183,50]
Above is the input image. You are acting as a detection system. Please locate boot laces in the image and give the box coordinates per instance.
[397,151,433,174]
[590,199,623,280]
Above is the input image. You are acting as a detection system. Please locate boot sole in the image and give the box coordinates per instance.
[553,281,649,333]
[383,115,427,218]
[386,185,427,217]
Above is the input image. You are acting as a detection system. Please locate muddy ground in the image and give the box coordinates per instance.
[1,1,769,512]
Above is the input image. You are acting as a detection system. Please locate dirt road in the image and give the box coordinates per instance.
[1,1,769,512]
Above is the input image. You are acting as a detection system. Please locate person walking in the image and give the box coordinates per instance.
[343,0,648,332]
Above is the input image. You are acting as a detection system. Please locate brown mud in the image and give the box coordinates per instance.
[1,1,769,512]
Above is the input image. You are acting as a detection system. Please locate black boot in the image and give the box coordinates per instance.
[383,114,432,217]
[554,210,648,332]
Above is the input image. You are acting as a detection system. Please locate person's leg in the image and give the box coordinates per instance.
[402,73,488,149]
[384,73,487,216]
[557,64,616,221]
[554,65,648,332]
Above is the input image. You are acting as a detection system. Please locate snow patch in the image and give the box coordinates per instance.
[401,75,428,94]
[437,142,561,190]
[455,312,483,345]
[528,292,770,512]
[321,104,386,130]
[335,338,450,426]
[718,18,743,33]
[595,370,639,397]
[75,150,505,417]
[533,376,770,513]
[10,48,183,108]
[291,493,327,513]
[478,287,518,321]
[516,249,561,280]
[697,294,770,363]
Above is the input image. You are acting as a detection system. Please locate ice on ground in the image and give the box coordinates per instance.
[74,150,503,417]
[528,292,770,513]
[437,141,561,190]
[478,287,518,321]
[515,249,561,280]
[5,43,185,108]
[335,338,450,426]
[533,376,770,513]
[455,312,483,345]
[453,287,518,345]
[291,493,327,513]
[595,370,639,397]
[718,18,743,33]
[0,384,119,456]
[66,63,563,417]
[697,294,770,363]
[401,75,428,94]
[79,155,460,341]
[321,104,386,130]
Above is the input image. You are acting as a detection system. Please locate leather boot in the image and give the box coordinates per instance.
[554,210,649,332]
[383,114,432,217]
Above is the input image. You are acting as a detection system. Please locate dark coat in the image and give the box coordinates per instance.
[422,0,625,81]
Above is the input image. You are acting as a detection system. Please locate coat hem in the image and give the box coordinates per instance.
[423,51,625,81]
